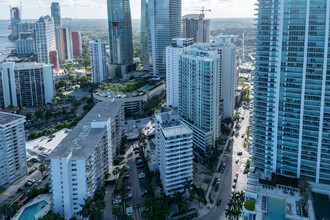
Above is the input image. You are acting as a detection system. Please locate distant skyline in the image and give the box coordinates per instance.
[1,0,256,20]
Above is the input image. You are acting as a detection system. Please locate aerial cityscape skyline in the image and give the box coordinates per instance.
[1,0,330,219]
[0,0,256,20]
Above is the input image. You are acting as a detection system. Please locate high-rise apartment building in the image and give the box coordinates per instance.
[62,27,73,63]
[155,110,193,195]
[10,6,22,39]
[0,62,54,108]
[141,0,150,65]
[90,40,108,83]
[49,100,125,219]
[149,0,182,76]
[182,14,210,43]
[209,40,236,119]
[51,2,61,28]
[179,45,221,150]
[0,113,27,186]
[16,31,36,55]
[107,0,135,77]
[252,0,330,184]
[49,50,59,71]
[71,32,82,57]
[17,22,35,33]
[35,16,57,64]
[166,38,194,108]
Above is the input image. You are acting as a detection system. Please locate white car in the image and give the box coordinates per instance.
[235,158,239,163]
[138,173,146,179]
[216,178,221,185]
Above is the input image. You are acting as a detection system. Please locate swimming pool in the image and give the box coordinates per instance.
[18,200,48,220]
[142,85,152,91]
[264,197,288,220]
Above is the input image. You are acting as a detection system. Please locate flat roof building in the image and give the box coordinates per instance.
[49,100,124,219]
[0,112,27,186]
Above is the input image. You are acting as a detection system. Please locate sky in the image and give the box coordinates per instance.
[0,0,256,20]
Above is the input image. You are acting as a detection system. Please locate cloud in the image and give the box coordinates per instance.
[0,0,256,19]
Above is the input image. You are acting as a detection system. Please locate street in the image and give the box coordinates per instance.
[199,105,251,220]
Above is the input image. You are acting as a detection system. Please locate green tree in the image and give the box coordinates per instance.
[112,204,122,219]
[0,203,14,219]
[39,164,46,177]
[38,211,65,220]
[78,197,93,219]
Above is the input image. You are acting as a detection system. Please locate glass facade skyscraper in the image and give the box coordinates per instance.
[107,0,135,76]
[51,2,61,28]
[252,0,330,184]
[141,0,150,65]
[149,0,182,76]
[10,6,22,39]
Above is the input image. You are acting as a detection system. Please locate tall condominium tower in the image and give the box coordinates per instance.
[166,38,194,108]
[62,27,73,62]
[10,6,22,38]
[90,40,108,84]
[179,45,221,150]
[182,14,210,43]
[155,110,193,195]
[71,32,82,57]
[141,0,150,65]
[149,0,182,76]
[51,2,61,28]
[35,16,57,64]
[107,0,135,77]
[0,113,27,186]
[49,101,125,219]
[0,62,54,108]
[252,0,330,184]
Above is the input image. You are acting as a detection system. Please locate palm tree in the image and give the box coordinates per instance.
[233,208,242,220]
[183,179,193,194]
[301,191,311,212]
[225,207,234,220]
[78,197,93,219]
[0,203,14,219]
[237,191,245,203]
[38,164,46,177]
[298,178,312,195]
[112,204,122,220]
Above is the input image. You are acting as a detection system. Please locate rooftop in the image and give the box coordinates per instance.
[0,112,25,126]
[155,110,192,136]
[48,100,124,160]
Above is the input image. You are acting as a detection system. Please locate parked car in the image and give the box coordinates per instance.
[232,182,236,189]
[241,134,244,138]
[235,172,239,177]
[234,177,238,183]
[19,195,25,200]
[216,199,222,206]
[235,158,239,163]
[136,159,143,165]
[223,163,226,169]
[237,151,243,156]
[123,174,130,179]
[137,165,144,169]
[125,194,132,200]
[125,186,131,191]
[216,178,221,185]
[138,173,146,179]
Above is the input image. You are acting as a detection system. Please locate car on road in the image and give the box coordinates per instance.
[223,163,226,169]
[138,173,146,179]
[136,159,143,165]
[20,195,25,200]
[221,167,225,173]
[216,199,222,206]
[216,178,221,185]
[235,158,239,163]
[123,174,130,179]
[237,151,243,156]
[235,172,239,177]
[125,194,132,200]
[35,180,42,186]
[125,186,131,191]
[215,185,219,192]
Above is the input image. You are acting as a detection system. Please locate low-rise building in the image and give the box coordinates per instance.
[155,110,193,195]
[48,100,124,219]
[0,112,27,186]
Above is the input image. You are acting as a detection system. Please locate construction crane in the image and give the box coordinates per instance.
[200,7,211,15]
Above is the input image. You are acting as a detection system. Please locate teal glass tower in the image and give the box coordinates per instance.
[107,0,135,76]
[252,0,330,184]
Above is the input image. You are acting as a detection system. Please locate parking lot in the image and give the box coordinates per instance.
[108,141,150,219]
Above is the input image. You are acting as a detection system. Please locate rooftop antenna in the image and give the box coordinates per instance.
[200,7,211,15]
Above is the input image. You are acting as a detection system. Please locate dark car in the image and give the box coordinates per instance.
[123,174,130,179]
[216,199,222,206]
[237,152,243,156]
